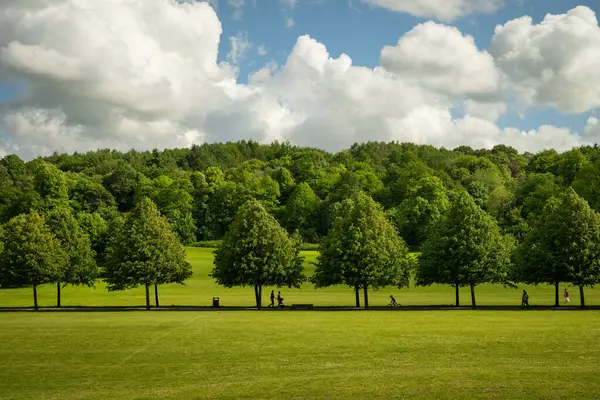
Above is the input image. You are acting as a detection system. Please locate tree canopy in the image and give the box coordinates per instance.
[514,189,600,307]
[103,198,192,309]
[417,191,512,307]
[44,206,97,307]
[0,211,68,309]
[313,192,412,309]
[211,199,305,308]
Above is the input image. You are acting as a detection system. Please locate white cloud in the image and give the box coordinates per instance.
[0,0,596,160]
[227,31,252,65]
[361,0,503,22]
[381,22,500,97]
[280,0,299,9]
[257,44,268,56]
[227,0,245,19]
[491,6,600,113]
[462,100,507,122]
[285,17,295,28]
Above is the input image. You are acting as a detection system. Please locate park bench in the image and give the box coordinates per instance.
[291,303,314,310]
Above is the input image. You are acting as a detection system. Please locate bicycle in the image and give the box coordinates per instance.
[387,302,401,309]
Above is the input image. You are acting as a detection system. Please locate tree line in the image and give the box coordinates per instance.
[1,141,600,308]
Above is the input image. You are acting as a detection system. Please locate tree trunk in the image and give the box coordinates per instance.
[455,283,460,307]
[254,285,261,309]
[470,284,476,309]
[554,281,559,307]
[145,284,150,310]
[33,285,38,311]
[154,284,160,307]
[580,285,585,309]
[258,285,262,309]
[363,286,369,310]
[57,282,61,308]
[355,285,361,308]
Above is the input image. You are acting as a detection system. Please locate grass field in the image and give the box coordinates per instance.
[2,248,600,399]
[1,311,600,399]
[0,248,596,307]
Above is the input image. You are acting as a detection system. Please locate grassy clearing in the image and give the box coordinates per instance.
[1,311,599,399]
[0,247,596,307]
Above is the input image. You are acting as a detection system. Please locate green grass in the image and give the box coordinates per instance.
[0,247,596,307]
[1,311,600,399]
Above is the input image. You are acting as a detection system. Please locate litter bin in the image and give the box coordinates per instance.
[212,297,219,308]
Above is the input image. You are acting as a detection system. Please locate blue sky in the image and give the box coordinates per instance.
[1,0,600,158]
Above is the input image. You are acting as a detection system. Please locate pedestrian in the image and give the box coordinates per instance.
[268,290,275,307]
[277,291,284,308]
[564,288,570,303]
[521,289,529,307]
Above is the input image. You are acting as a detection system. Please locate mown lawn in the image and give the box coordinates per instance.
[1,311,599,399]
[0,247,597,307]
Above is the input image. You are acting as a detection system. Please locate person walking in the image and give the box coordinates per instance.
[564,288,570,303]
[268,290,275,308]
[521,290,529,307]
[277,291,284,308]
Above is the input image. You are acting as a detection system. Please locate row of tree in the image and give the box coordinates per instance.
[212,189,600,309]
[1,186,599,309]
[0,199,191,309]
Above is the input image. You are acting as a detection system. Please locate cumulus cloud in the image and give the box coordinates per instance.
[0,0,597,160]
[491,6,600,113]
[361,0,504,22]
[381,22,500,97]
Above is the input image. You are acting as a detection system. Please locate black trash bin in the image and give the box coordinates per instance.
[213,297,219,308]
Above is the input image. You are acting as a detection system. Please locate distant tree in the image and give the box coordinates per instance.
[281,183,321,242]
[211,200,305,308]
[149,175,197,244]
[514,189,600,307]
[516,173,561,220]
[572,160,600,212]
[387,175,449,247]
[416,192,512,307]
[0,211,67,310]
[32,161,70,212]
[45,207,98,307]
[313,193,411,309]
[76,212,110,263]
[69,177,117,215]
[103,198,192,309]
[102,163,143,212]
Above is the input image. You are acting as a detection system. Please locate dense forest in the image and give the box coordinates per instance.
[1,140,599,248]
[3,140,600,308]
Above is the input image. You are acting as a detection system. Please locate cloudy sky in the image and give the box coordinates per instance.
[0,0,599,159]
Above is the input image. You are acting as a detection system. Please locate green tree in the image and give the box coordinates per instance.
[102,163,143,212]
[148,175,197,244]
[77,212,110,263]
[32,161,70,212]
[572,160,600,212]
[103,198,192,309]
[514,189,600,307]
[45,207,98,307]
[313,193,411,309]
[211,200,305,308]
[0,211,67,310]
[69,177,117,215]
[387,175,449,247]
[416,192,512,307]
[281,183,321,242]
